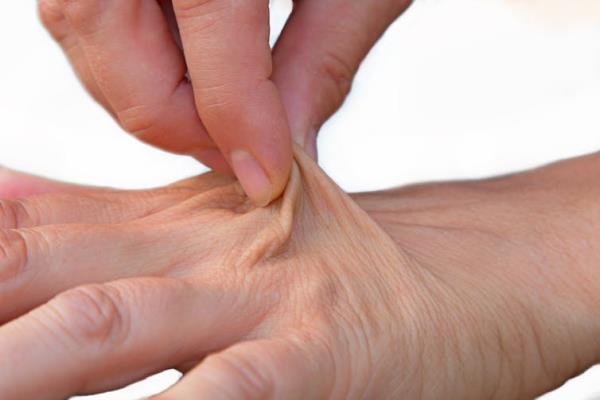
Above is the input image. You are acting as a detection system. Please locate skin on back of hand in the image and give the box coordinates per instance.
[1,148,599,399]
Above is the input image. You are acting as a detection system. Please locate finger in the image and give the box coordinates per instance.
[0,168,239,321]
[48,0,229,171]
[272,0,413,156]
[0,164,238,229]
[38,0,112,112]
[152,336,332,400]
[0,166,81,199]
[0,277,260,399]
[158,0,183,50]
[173,0,293,206]
[0,223,180,321]
[0,184,197,229]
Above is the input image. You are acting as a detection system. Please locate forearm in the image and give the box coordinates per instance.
[352,152,600,398]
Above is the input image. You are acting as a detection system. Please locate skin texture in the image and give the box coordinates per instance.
[1,149,600,399]
[37,0,414,205]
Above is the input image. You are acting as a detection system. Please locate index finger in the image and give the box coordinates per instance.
[173,0,292,207]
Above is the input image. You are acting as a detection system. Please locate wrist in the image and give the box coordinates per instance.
[353,153,600,398]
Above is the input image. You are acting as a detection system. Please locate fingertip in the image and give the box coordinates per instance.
[230,149,273,208]
[193,135,293,208]
[253,136,294,207]
[263,147,294,207]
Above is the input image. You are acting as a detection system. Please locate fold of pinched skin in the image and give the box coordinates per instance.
[5,145,596,399]
[117,146,592,399]
[130,146,425,398]
[0,147,428,399]
[149,144,416,280]
[150,146,598,399]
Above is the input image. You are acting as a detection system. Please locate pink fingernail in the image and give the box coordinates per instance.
[230,150,272,207]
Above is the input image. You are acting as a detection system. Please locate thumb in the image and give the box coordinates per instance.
[272,0,413,158]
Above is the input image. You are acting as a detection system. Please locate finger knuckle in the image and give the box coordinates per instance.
[59,0,104,31]
[116,103,198,154]
[0,230,28,289]
[48,285,128,349]
[173,0,229,32]
[319,51,355,109]
[0,200,36,229]
[0,201,18,229]
[203,351,274,399]
[174,0,221,14]
[38,0,67,38]
[116,104,161,139]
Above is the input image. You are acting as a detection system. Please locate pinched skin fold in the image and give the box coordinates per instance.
[0,146,424,399]
[3,147,600,399]
[139,146,423,398]
[163,145,412,273]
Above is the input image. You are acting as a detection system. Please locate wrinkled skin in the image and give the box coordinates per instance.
[1,149,600,399]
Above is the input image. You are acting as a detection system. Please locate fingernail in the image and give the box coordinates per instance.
[230,149,272,207]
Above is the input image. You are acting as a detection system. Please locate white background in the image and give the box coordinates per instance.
[1,0,600,398]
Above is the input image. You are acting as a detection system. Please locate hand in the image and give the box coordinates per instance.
[1,150,599,399]
[0,167,76,199]
[37,0,413,205]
